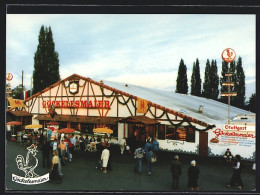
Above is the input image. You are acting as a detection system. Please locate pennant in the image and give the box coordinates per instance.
[8,99,25,109]
[23,91,28,100]
[137,98,148,114]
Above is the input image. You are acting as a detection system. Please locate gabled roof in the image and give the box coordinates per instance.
[99,79,253,125]
[26,74,254,126]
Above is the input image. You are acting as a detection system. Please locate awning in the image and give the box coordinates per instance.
[25,124,43,129]
[35,115,122,124]
[93,127,113,134]
[7,110,33,117]
[119,116,160,125]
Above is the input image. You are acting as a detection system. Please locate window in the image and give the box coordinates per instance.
[165,125,195,143]
[186,127,195,142]
[158,125,166,140]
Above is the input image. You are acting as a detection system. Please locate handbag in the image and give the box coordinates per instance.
[151,157,156,163]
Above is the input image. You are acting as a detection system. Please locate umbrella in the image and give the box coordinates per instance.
[93,127,113,134]
[25,124,43,129]
[46,121,60,125]
[58,128,76,134]
[74,131,81,134]
[6,121,22,126]
[6,121,22,136]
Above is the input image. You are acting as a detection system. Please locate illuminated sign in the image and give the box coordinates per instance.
[222,48,236,63]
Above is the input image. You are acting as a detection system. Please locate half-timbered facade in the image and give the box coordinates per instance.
[23,74,255,161]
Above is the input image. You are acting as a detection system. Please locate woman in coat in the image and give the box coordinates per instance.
[101,146,110,173]
[187,160,200,191]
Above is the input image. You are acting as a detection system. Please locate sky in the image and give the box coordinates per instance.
[6,14,256,101]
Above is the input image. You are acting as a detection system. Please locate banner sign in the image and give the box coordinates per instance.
[137,98,148,114]
[210,125,255,147]
[8,99,25,109]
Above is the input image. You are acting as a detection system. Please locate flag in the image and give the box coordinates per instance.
[137,98,148,114]
[23,91,28,100]
[8,99,25,109]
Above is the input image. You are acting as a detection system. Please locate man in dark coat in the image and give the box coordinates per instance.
[42,140,51,168]
[170,155,182,189]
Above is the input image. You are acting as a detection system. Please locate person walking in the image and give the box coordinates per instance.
[187,160,200,191]
[59,139,67,166]
[170,155,182,189]
[134,145,145,174]
[41,140,51,168]
[70,134,76,157]
[227,154,243,189]
[152,137,159,162]
[145,147,154,176]
[119,137,126,155]
[47,128,52,142]
[49,150,62,183]
[101,146,110,173]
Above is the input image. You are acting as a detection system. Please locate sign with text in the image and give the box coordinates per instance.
[210,125,255,147]
[42,100,110,109]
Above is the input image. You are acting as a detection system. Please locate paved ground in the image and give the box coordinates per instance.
[5,141,256,193]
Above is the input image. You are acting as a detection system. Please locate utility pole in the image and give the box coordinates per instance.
[22,70,24,99]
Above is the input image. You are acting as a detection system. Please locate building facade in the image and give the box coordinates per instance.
[23,74,255,161]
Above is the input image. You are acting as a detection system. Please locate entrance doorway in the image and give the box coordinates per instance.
[199,131,208,158]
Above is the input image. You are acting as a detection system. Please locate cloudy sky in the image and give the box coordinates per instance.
[6,14,255,100]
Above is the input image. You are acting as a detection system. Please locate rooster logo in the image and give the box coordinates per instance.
[15,144,39,178]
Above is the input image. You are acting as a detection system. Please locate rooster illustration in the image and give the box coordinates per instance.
[15,144,39,178]
[227,49,233,59]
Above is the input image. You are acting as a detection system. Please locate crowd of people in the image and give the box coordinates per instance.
[10,129,253,190]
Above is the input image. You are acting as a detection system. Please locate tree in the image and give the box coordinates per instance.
[202,59,211,98]
[45,27,60,87]
[176,59,188,94]
[233,57,246,109]
[209,59,219,100]
[248,93,256,113]
[11,84,26,99]
[32,25,60,94]
[190,58,201,96]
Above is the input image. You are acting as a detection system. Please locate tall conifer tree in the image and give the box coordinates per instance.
[248,93,256,113]
[33,26,48,94]
[202,59,211,98]
[191,58,201,96]
[234,57,245,108]
[46,27,60,87]
[210,60,219,100]
[176,59,188,94]
[229,60,237,106]
[33,25,60,94]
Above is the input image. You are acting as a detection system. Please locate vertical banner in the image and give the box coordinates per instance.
[137,98,148,114]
